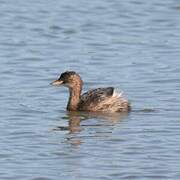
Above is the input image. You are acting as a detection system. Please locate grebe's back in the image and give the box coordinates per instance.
[78,87,130,112]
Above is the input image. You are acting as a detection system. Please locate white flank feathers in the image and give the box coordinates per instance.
[112,89,123,98]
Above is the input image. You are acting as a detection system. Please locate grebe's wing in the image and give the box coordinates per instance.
[79,87,114,108]
[79,87,129,112]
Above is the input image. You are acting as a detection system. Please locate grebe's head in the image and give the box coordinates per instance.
[51,71,83,89]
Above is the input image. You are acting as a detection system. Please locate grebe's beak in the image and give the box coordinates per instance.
[51,80,63,86]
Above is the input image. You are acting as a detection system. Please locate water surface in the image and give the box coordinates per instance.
[1,0,180,179]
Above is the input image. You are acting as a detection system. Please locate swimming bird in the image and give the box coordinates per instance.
[51,71,130,112]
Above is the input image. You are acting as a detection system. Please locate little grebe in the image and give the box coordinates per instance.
[51,71,130,112]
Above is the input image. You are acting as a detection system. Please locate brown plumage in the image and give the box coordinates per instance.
[51,71,130,112]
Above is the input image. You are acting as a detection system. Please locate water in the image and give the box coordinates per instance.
[1,0,180,179]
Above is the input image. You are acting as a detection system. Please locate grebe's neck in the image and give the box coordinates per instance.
[67,85,82,111]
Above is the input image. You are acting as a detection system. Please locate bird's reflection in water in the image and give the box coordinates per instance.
[54,111,129,146]
[54,111,129,133]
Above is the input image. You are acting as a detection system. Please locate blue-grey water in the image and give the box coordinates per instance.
[1,0,180,179]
